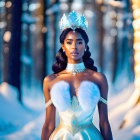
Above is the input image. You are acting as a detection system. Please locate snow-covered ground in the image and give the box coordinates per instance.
[0,82,45,140]
[0,82,140,140]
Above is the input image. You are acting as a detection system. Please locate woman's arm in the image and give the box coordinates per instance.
[41,76,55,140]
[97,73,113,140]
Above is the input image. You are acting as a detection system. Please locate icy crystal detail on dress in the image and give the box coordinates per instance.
[71,96,79,111]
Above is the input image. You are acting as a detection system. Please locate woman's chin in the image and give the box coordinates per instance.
[69,57,82,62]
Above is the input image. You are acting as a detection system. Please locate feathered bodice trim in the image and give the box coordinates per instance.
[50,81,71,112]
[50,81,100,112]
[77,81,100,111]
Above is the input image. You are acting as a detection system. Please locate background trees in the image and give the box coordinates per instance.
[2,0,22,101]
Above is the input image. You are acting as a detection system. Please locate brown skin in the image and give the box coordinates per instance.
[62,31,87,64]
[41,31,113,140]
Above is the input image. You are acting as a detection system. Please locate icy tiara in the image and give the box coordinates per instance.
[59,10,88,32]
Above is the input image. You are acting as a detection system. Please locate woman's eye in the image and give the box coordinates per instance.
[78,41,83,44]
[67,42,72,44]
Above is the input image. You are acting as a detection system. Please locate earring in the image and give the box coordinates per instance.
[63,50,65,53]
[85,48,86,52]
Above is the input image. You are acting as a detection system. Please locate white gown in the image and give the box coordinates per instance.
[45,80,106,140]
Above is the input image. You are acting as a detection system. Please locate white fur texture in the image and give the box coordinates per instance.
[77,81,100,111]
[50,81,100,112]
[50,81,71,112]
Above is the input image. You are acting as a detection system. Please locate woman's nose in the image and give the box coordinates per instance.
[72,42,77,49]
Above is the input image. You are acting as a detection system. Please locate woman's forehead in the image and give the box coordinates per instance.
[65,31,83,40]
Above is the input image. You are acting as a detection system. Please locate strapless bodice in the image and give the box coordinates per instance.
[49,81,103,140]
[50,81,100,113]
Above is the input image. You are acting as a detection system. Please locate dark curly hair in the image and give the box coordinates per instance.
[52,28,97,73]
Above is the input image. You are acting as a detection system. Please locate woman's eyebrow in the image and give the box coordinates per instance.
[66,39,73,41]
[66,38,83,41]
[76,39,83,41]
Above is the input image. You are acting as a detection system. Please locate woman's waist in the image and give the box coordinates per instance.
[58,121,93,136]
[59,112,94,127]
[59,116,93,133]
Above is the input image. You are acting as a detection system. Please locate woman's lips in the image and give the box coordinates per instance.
[71,52,79,56]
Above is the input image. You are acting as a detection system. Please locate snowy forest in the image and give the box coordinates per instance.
[0,0,140,139]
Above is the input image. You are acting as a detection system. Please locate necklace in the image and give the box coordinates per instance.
[66,62,86,76]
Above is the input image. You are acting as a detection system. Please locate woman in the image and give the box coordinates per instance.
[41,11,113,140]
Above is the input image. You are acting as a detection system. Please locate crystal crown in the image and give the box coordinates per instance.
[59,10,88,32]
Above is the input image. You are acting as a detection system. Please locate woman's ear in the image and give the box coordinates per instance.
[85,45,87,50]
[62,44,65,51]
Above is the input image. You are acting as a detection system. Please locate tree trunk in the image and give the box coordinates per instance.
[112,8,118,83]
[33,0,49,84]
[93,1,105,72]
[3,0,22,101]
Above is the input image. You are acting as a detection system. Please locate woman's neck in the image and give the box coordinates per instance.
[66,62,86,76]
[67,59,83,64]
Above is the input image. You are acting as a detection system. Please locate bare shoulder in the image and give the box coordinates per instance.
[96,72,108,97]
[89,70,108,97]
[94,72,108,85]
[43,74,57,91]
[87,69,107,84]
[44,74,57,83]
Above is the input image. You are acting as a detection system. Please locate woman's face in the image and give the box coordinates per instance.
[62,31,87,64]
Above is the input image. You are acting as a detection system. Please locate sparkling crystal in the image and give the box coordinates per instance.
[71,96,79,110]
[71,115,77,127]
[73,72,76,76]
[66,62,86,76]
[59,10,88,32]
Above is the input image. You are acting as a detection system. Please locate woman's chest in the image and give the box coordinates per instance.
[50,74,99,97]
[50,80,101,112]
